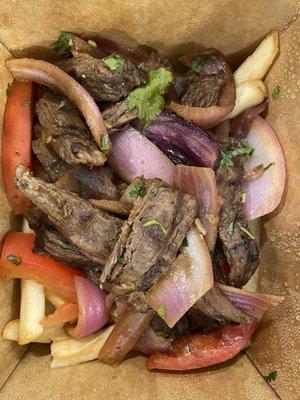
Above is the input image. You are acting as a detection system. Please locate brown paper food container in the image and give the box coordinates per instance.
[0,1,299,399]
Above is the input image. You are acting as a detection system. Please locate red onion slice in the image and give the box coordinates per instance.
[136,326,171,355]
[108,126,174,185]
[6,58,108,152]
[174,166,220,251]
[146,112,220,168]
[243,116,286,220]
[67,276,108,339]
[148,227,214,328]
[219,283,284,319]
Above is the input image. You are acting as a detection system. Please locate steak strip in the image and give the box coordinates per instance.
[15,165,122,263]
[101,179,197,311]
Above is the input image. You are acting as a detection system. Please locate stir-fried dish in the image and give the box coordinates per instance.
[0,31,285,370]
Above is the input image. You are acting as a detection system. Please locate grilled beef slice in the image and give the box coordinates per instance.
[101,179,197,309]
[32,136,69,182]
[56,55,147,102]
[15,165,122,263]
[193,284,251,323]
[35,92,106,166]
[55,165,119,200]
[102,100,138,129]
[36,91,88,137]
[216,145,259,287]
[26,207,103,283]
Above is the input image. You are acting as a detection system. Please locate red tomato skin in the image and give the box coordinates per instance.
[146,323,258,371]
[1,80,36,215]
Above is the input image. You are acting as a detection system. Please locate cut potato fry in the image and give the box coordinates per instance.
[18,279,45,345]
[3,319,68,343]
[50,325,114,369]
[45,288,67,308]
[234,31,279,85]
[226,80,267,120]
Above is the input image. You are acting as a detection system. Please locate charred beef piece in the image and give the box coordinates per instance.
[142,51,173,71]
[56,56,147,102]
[69,36,106,59]
[55,165,119,200]
[26,207,103,283]
[181,73,226,107]
[193,284,251,323]
[15,166,122,263]
[216,141,259,287]
[36,91,105,166]
[101,179,197,310]
[32,136,69,182]
[50,132,106,166]
[102,100,138,129]
[36,91,88,137]
[179,49,231,108]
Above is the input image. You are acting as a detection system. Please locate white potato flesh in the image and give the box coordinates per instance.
[50,325,114,369]
[45,288,66,308]
[3,319,68,343]
[18,279,45,345]
[226,80,267,119]
[234,31,279,85]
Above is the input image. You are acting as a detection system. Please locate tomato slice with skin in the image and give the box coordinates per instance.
[1,80,35,215]
[146,322,258,371]
[41,302,79,327]
[1,232,83,303]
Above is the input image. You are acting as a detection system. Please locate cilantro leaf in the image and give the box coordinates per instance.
[187,55,208,76]
[227,222,234,236]
[100,134,110,155]
[127,67,173,124]
[103,54,125,72]
[143,219,167,235]
[272,85,280,100]
[220,146,254,167]
[129,181,147,199]
[6,254,22,266]
[264,370,277,383]
[51,31,77,57]
[157,305,166,319]
[240,227,255,240]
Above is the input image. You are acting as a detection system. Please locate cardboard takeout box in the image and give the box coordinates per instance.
[0,1,299,399]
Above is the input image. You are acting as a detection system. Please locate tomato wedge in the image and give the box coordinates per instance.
[1,232,82,302]
[1,80,35,215]
[41,303,79,327]
[146,323,257,371]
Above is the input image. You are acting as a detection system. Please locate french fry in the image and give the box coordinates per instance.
[226,80,267,120]
[50,325,114,369]
[18,279,45,345]
[2,319,68,343]
[45,288,67,308]
[234,31,279,85]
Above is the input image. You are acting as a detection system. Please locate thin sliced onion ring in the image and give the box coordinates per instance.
[218,283,284,319]
[66,276,108,339]
[6,58,108,155]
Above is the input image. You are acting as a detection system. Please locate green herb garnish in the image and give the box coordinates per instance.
[182,237,188,247]
[227,222,234,236]
[263,162,275,172]
[272,85,281,100]
[129,181,147,199]
[51,31,77,57]
[143,219,167,235]
[127,67,173,124]
[187,55,208,76]
[220,146,254,167]
[240,227,255,240]
[100,134,110,155]
[103,54,125,72]
[241,192,247,203]
[264,370,277,383]
[117,256,125,265]
[6,254,22,266]
[239,316,247,323]
[157,305,166,319]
